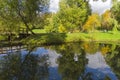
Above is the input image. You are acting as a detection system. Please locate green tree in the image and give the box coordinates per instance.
[56,0,91,32]
[111,18,119,34]
[0,0,49,35]
[111,1,120,24]
[45,13,59,33]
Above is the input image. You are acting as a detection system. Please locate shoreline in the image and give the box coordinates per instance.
[22,32,120,45]
[1,32,120,46]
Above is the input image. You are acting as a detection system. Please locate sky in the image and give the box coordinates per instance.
[49,0,112,14]
[89,0,112,14]
[49,0,60,13]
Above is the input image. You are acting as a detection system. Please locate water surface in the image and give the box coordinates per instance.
[0,42,120,80]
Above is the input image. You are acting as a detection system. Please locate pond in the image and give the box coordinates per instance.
[0,42,120,80]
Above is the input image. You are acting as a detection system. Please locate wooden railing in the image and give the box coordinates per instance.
[0,45,27,54]
[0,28,28,35]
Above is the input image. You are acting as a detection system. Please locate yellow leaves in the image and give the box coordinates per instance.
[59,45,66,51]
[101,10,112,30]
[83,43,89,49]
[102,10,111,21]
[83,13,101,32]
[82,42,99,54]
[58,24,66,33]
[101,46,110,55]
[102,10,111,25]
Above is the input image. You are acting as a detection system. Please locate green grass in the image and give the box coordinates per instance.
[89,32,120,41]
[0,35,7,41]
[22,31,120,45]
[1,29,120,45]
[65,33,89,42]
[32,29,46,33]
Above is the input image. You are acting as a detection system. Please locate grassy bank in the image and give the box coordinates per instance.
[22,31,120,45]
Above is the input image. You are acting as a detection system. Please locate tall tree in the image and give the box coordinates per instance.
[111,1,120,24]
[0,0,49,35]
[55,0,91,32]
[45,13,59,33]
[101,10,113,31]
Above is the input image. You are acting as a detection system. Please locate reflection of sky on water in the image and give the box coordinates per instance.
[85,67,117,80]
[0,54,6,60]
[0,47,118,80]
[20,47,61,80]
[86,52,108,69]
[85,52,118,80]
[49,67,61,80]
[29,48,118,80]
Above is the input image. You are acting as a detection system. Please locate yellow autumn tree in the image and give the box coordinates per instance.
[83,13,101,32]
[101,10,113,31]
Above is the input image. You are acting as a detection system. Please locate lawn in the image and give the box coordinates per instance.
[32,29,46,33]
[22,29,120,45]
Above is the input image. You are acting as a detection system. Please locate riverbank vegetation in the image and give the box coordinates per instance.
[0,0,120,45]
[22,31,120,45]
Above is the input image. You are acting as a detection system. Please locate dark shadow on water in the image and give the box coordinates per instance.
[25,33,67,45]
[0,49,49,80]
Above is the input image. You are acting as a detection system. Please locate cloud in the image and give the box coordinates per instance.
[89,0,112,14]
[49,0,59,13]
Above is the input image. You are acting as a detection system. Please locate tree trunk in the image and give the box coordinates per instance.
[17,11,35,35]
[23,21,35,35]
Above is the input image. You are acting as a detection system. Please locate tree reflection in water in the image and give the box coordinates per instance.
[50,42,119,80]
[106,44,120,79]
[0,50,49,80]
[49,43,93,80]
[0,42,120,80]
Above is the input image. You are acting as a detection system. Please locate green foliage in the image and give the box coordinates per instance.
[45,13,59,33]
[36,13,51,29]
[104,18,119,33]
[0,35,7,41]
[0,0,49,35]
[23,33,67,45]
[23,31,120,45]
[32,29,46,33]
[58,24,66,33]
[112,19,119,34]
[0,0,20,35]
[111,1,120,24]
[55,0,91,32]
